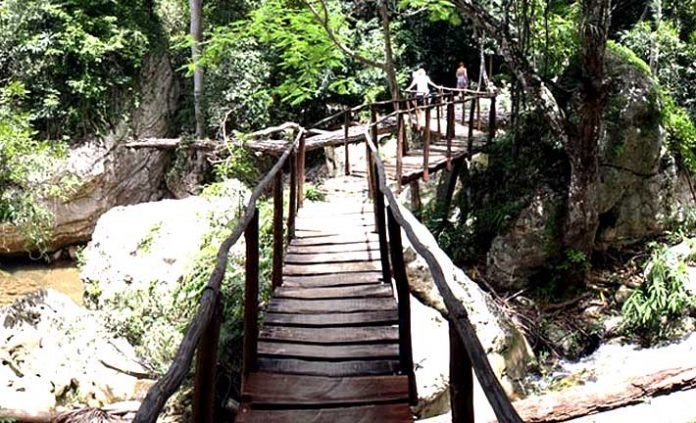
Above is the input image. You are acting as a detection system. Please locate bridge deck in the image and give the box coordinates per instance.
[237,196,412,422]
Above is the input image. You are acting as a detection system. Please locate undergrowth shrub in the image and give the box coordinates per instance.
[622,242,695,344]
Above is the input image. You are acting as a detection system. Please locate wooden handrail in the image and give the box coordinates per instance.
[133,128,305,423]
[362,126,522,423]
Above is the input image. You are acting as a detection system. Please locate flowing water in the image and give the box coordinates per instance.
[0,259,83,306]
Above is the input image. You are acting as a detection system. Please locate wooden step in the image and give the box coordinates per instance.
[260,326,399,344]
[267,298,395,314]
[282,272,383,288]
[287,242,381,255]
[236,403,412,423]
[274,284,392,300]
[264,310,398,327]
[258,341,400,360]
[291,233,378,246]
[241,373,410,406]
[284,250,381,264]
[256,358,400,377]
[283,261,381,275]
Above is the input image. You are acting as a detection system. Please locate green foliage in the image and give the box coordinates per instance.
[0,0,156,138]
[622,242,695,343]
[0,81,69,252]
[606,40,652,77]
[137,222,163,255]
[304,184,326,202]
[661,95,696,173]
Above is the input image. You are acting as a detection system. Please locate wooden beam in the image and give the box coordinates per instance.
[423,105,431,181]
[192,294,222,423]
[288,150,297,241]
[387,207,417,405]
[298,134,306,208]
[272,172,284,289]
[344,109,351,175]
[242,208,260,385]
[450,322,474,423]
[488,95,497,144]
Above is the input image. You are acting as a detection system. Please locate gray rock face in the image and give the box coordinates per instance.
[486,187,561,290]
[0,290,152,412]
[0,53,179,256]
[0,141,170,255]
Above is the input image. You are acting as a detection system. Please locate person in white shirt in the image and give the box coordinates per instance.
[406,68,436,98]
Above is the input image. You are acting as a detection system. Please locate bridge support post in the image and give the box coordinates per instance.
[423,105,431,181]
[386,206,417,405]
[272,171,283,289]
[192,293,222,423]
[344,109,351,175]
[446,94,455,171]
[450,321,475,423]
[241,209,260,389]
[395,105,404,193]
[373,159,391,285]
[288,149,297,242]
[297,134,306,208]
[467,96,476,157]
[488,95,497,144]
[436,91,442,135]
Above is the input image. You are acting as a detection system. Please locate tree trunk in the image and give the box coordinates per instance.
[562,0,611,257]
[190,0,205,139]
[379,0,400,101]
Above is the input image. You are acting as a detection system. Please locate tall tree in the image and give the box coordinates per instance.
[302,0,401,100]
[448,0,611,261]
[190,0,206,138]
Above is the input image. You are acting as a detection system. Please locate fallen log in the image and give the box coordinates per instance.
[510,366,696,422]
[123,138,217,150]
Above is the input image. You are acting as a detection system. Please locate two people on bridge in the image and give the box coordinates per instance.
[405,63,470,99]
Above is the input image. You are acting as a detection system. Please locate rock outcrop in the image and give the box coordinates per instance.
[81,180,249,368]
[0,290,152,414]
[0,141,171,255]
[0,53,180,256]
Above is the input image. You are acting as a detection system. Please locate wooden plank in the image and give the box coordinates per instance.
[256,358,400,377]
[241,373,409,406]
[287,242,380,255]
[291,233,378,246]
[267,297,395,314]
[283,261,381,275]
[264,310,398,327]
[281,272,383,287]
[274,284,392,299]
[236,403,412,423]
[257,341,400,360]
[285,250,380,264]
[259,325,399,343]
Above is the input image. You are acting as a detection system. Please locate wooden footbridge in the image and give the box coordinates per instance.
[133,89,522,423]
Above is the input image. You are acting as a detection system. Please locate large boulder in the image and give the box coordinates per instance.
[0,289,152,413]
[485,45,692,289]
[80,180,249,368]
[0,141,171,255]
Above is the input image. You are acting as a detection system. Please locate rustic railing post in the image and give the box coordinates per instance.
[241,208,259,389]
[272,171,283,289]
[386,206,417,405]
[461,93,467,126]
[372,158,391,285]
[366,104,378,200]
[396,105,404,193]
[297,133,306,208]
[446,94,455,170]
[192,293,222,423]
[344,109,351,175]
[488,94,497,145]
[468,95,476,159]
[436,91,442,134]
[450,322,475,423]
[423,103,431,181]
[476,96,482,130]
[287,148,297,242]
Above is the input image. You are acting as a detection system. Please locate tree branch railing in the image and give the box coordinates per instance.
[133,127,306,423]
[361,118,522,422]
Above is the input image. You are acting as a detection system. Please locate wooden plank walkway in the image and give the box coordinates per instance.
[237,198,412,422]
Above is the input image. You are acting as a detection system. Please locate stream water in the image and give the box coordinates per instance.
[0,259,83,307]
